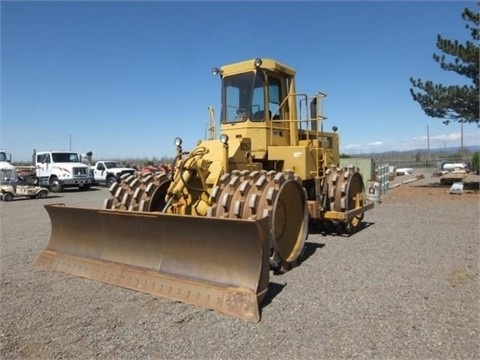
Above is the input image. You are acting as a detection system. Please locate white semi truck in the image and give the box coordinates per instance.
[0,149,14,171]
[34,150,93,192]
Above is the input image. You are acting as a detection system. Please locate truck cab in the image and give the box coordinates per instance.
[0,149,14,171]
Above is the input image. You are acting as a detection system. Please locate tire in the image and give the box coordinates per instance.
[106,176,117,187]
[49,177,63,193]
[37,190,48,199]
[2,193,14,202]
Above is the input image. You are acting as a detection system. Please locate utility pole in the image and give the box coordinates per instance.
[427,125,430,167]
[461,122,464,154]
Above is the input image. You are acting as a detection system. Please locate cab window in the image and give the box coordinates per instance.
[222,72,255,123]
[268,77,282,120]
[251,72,266,122]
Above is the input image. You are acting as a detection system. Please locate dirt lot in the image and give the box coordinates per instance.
[1,169,479,359]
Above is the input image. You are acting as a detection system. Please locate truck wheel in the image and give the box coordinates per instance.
[49,177,63,193]
[2,193,14,202]
[106,176,117,187]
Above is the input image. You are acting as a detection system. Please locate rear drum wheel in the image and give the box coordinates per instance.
[325,166,365,235]
[343,171,365,233]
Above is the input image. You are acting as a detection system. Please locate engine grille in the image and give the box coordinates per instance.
[73,167,88,177]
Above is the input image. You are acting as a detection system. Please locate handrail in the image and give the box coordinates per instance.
[269,92,326,137]
[269,92,329,176]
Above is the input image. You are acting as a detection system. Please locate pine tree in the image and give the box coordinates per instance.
[410,6,479,125]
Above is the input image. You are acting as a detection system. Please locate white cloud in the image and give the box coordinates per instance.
[341,130,479,154]
[421,132,462,141]
[343,144,362,149]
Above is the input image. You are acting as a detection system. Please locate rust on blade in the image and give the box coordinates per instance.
[35,204,270,322]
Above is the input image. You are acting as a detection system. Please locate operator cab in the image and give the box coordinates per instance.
[215,58,297,159]
[214,58,338,170]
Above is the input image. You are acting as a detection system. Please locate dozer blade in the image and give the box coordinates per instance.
[35,204,270,322]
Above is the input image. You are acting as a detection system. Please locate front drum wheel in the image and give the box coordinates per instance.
[270,178,309,272]
[103,172,170,212]
[209,170,308,273]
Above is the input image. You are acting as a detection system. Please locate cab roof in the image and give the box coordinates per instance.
[220,58,296,76]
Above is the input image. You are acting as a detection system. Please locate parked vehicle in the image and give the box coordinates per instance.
[36,58,374,322]
[34,150,93,192]
[91,161,136,187]
[0,149,14,171]
[0,168,48,201]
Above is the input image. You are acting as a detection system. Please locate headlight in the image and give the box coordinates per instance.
[174,137,183,147]
[254,58,263,68]
[219,134,229,144]
[211,67,220,76]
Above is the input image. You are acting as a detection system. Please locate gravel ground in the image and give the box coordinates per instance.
[1,169,479,359]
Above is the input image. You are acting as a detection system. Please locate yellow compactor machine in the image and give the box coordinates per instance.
[35,58,374,322]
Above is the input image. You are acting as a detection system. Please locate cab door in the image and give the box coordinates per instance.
[36,154,51,179]
[94,163,107,182]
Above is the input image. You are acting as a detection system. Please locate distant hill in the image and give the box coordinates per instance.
[346,145,478,168]
[348,145,479,157]
[428,145,479,154]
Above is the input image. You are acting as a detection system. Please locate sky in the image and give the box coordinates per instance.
[1,0,479,162]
